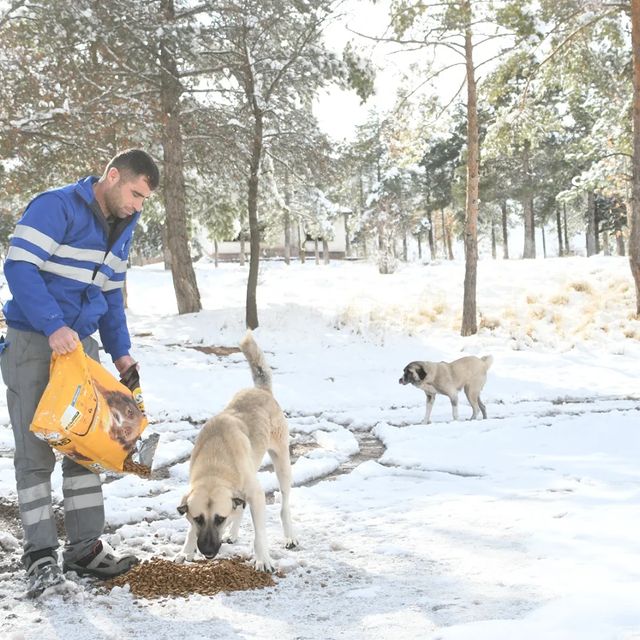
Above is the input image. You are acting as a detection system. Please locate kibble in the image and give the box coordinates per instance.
[122,456,151,478]
[104,556,276,599]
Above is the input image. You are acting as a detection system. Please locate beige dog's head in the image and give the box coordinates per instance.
[399,361,436,386]
[177,486,246,559]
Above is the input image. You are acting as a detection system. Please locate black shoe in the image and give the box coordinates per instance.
[63,540,139,579]
[26,556,67,598]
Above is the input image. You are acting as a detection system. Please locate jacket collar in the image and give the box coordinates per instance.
[74,176,140,244]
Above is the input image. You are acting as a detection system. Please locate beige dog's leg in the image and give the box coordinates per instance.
[449,394,459,421]
[465,384,479,419]
[423,392,435,424]
[247,482,274,572]
[478,396,487,419]
[269,446,298,549]
[175,523,197,563]
[465,384,487,419]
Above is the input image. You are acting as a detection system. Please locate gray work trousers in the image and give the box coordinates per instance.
[0,327,105,569]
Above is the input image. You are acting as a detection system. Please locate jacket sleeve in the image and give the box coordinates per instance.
[3,194,69,336]
[98,287,131,361]
[98,232,133,361]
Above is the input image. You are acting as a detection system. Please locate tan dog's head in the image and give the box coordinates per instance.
[399,361,436,386]
[177,486,246,559]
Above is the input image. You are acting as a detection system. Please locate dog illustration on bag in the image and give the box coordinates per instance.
[94,382,146,452]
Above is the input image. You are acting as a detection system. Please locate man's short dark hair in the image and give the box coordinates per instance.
[106,149,160,190]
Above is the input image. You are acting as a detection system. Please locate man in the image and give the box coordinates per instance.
[0,149,160,597]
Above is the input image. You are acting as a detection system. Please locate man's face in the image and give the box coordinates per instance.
[103,168,152,219]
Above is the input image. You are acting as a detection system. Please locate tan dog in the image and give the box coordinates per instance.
[175,331,297,572]
[399,355,493,423]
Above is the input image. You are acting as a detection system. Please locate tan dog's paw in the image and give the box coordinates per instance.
[253,556,274,573]
[174,552,194,564]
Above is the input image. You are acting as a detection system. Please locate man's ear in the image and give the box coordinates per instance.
[177,493,190,515]
[106,166,120,184]
[232,497,246,510]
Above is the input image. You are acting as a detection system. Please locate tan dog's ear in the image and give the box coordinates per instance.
[232,497,246,510]
[177,493,190,515]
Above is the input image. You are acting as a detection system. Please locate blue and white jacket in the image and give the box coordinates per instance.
[3,176,139,361]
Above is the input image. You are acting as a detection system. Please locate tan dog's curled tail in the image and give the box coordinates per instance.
[239,330,272,392]
[481,355,494,370]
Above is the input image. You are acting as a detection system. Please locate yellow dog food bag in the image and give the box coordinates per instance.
[30,343,149,475]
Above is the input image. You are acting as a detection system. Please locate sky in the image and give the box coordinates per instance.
[313,0,429,141]
[1,254,639,639]
[313,0,513,143]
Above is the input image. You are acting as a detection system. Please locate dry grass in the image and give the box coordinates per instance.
[550,294,569,306]
[569,280,593,294]
[479,315,501,330]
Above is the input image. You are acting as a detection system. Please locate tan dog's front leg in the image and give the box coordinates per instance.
[223,505,244,544]
[175,523,197,563]
[247,486,273,572]
[269,445,298,548]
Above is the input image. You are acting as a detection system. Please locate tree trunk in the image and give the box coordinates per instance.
[344,213,351,258]
[556,207,563,256]
[522,196,535,258]
[441,209,447,258]
[284,170,292,265]
[298,223,306,263]
[446,222,454,260]
[283,210,291,265]
[239,235,246,266]
[586,191,597,256]
[314,238,319,264]
[322,238,330,264]
[214,239,219,267]
[162,223,172,270]
[160,0,201,315]
[563,203,570,254]
[631,0,640,314]
[541,225,547,258]
[246,109,263,329]
[603,230,611,256]
[522,140,536,259]
[461,4,479,337]
[616,229,626,256]
[417,234,422,260]
[427,211,435,259]
[491,218,496,259]
[402,231,408,261]
[501,200,509,259]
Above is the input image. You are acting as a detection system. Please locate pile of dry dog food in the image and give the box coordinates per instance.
[104,557,276,599]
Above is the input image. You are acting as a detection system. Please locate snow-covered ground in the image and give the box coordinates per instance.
[1,255,639,640]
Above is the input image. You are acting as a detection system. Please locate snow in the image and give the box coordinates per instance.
[1,255,640,639]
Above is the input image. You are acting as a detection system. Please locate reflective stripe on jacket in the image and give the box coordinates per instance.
[3,176,139,360]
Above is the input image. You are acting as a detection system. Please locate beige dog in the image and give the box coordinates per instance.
[399,355,493,423]
[175,331,297,572]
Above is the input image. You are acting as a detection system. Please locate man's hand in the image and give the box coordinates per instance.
[114,354,138,376]
[48,326,79,355]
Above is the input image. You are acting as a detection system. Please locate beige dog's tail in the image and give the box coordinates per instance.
[239,330,272,392]
[481,355,494,370]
